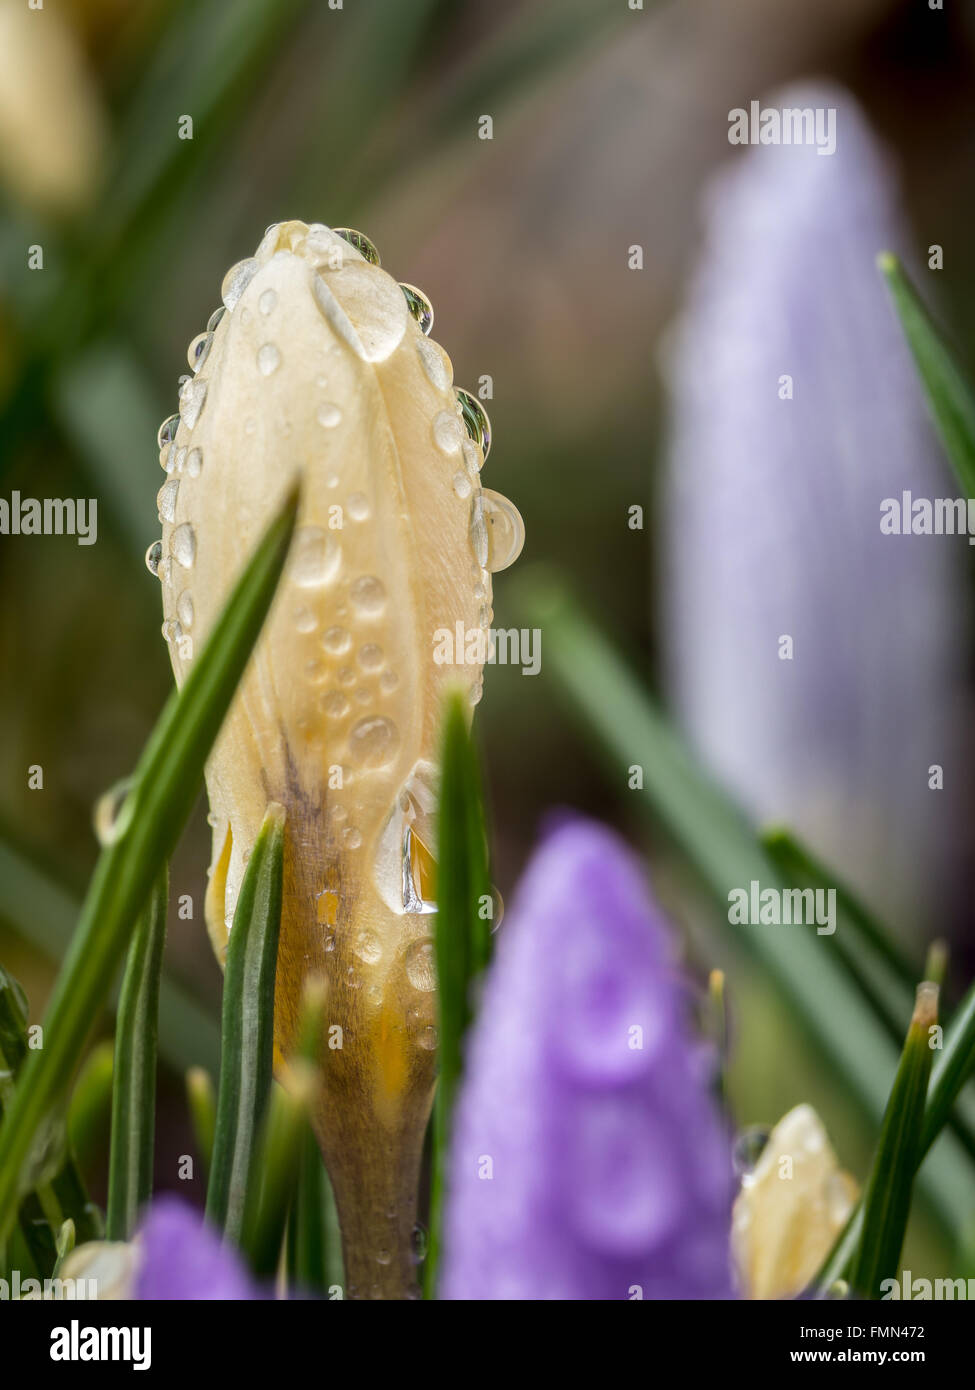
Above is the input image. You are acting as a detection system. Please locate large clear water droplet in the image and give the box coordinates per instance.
[157,414,180,450]
[476,490,525,572]
[416,336,452,392]
[179,378,207,430]
[207,306,226,333]
[187,332,212,372]
[157,478,179,523]
[348,715,399,769]
[332,228,381,265]
[257,343,281,376]
[399,283,434,335]
[290,527,341,588]
[433,409,465,456]
[145,540,162,576]
[405,940,437,992]
[456,388,491,460]
[350,575,386,616]
[221,258,260,310]
[171,522,196,569]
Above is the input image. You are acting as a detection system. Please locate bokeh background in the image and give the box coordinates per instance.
[2,0,975,1280]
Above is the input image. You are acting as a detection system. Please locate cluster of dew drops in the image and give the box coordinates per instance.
[144,226,525,676]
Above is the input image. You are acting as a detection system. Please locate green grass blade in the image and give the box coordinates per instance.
[516,572,975,1234]
[106,869,168,1240]
[879,253,975,497]
[186,1066,216,1180]
[206,804,285,1243]
[425,690,492,1299]
[0,487,298,1246]
[67,1041,114,1181]
[287,1123,330,1295]
[241,1071,313,1280]
[850,984,939,1299]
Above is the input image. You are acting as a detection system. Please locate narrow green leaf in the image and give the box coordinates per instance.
[425,690,492,1299]
[287,1123,330,1295]
[67,1041,114,1181]
[516,572,975,1234]
[850,984,939,1299]
[206,803,286,1242]
[818,973,975,1291]
[106,869,168,1240]
[242,1071,314,1281]
[186,1066,216,1179]
[0,487,298,1247]
[879,252,975,497]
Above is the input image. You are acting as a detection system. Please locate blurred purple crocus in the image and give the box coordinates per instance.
[134,1196,261,1300]
[663,83,966,928]
[440,818,734,1300]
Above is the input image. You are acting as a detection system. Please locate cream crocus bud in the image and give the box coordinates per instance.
[0,0,106,217]
[149,221,523,1298]
[731,1104,858,1300]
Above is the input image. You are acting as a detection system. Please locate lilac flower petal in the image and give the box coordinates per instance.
[134,1196,262,1300]
[441,818,734,1300]
[662,83,966,926]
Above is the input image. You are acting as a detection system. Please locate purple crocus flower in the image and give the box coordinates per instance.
[440,818,734,1300]
[662,83,966,928]
[134,1196,262,1300]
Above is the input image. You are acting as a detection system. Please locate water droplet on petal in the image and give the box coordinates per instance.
[322,625,352,656]
[478,490,525,572]
[411,1223,429,1264]
[416,336,452,391]
[187,332,212,372]
[400,283,434,334]
[186,448,203,478]
[157,414,180,450]
[452,471,472,500]
[433,409,465,456]
[290,527,341,588]
[380,669,399,692]
[348,715,399,769]
[456,388,491,460]
[321,691,350,718]
[177,591,194,629]
[346,492,370,522]
[259,288,278,315]
[221,258,260,309]
[145,540,162,576]
[358,643,383,671]
[350,575,386,616]
[733,1127,771,1182]
[417,1026,438,1051]
[332,228,381,265]
[294,606,317,634]
[405,940,437,992]
[179,378,208,430]
[157,478,179,523]
[354,931,382,964]
[171,522,196,569]
[344,826,363,850]
[257,343,281,376]
[317,401,342,428]
[207,306,226,333]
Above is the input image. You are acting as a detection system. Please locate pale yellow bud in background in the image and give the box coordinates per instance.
[0,0,107,217]
[151,221,523,1297]
[731,1104,858,1300]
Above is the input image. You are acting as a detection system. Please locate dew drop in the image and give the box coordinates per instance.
[177,591,194,629]
[321,625,351,655]
[145,540,162,576]
[411,1223,429,1265]
[259,288,278,315]
[321,691,350,718]
[732,1127,771,1181]
[157,414,180,450]
[289,527,341,588]
[171,522,196,569]
[346,492,370,522]
[399,283,434,335]
[358,643,383,671]
[187,332,212,372]
[157,478,179,523]
[452,471,472,500]
[405,940,437,992]
[379,669,399,692]
[317,402,342,428]
[338,667,356,686]
[207,306,226,333]
[348,715,400,769]
[417,1026,438,1051]
[456,388,491,461]
[350,575,386,616]
[344,827,363,850]
[221,258,260,309]
[416,336,452,392]
[257,342,281,376]
[474,490,525,572]
[433,409,465,456]
[93,778,135,847]
[332,228,381,265]
[305,660,327,684]
[179,378,208,430]
[353,931,382,964]
[294,606,318,634]
[186,448,203,478]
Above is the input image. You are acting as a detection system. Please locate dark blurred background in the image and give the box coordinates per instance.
[2,0,975,1271]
